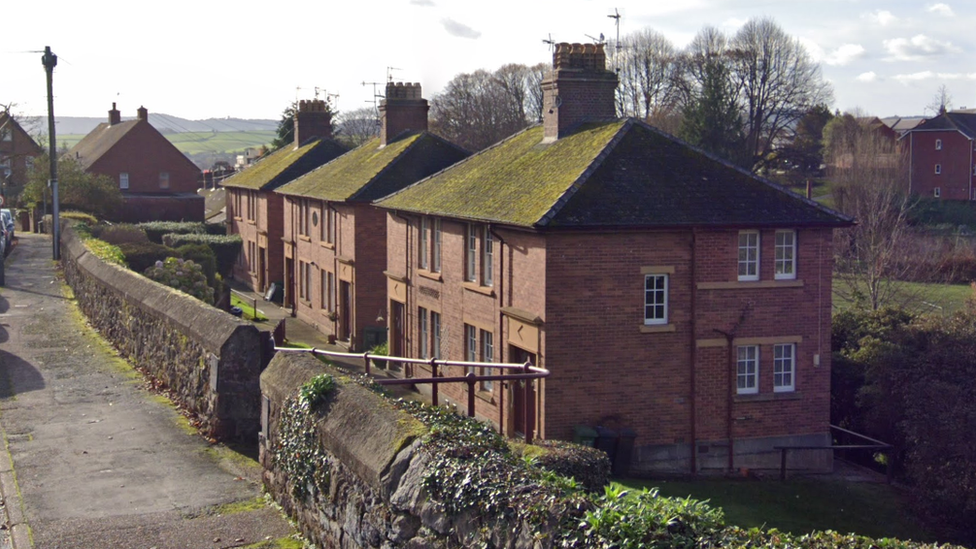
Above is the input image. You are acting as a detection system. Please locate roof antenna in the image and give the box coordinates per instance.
[386,66,401,83]
[542,33,556,51]
[608,8,621,53]
[362,81,384,114]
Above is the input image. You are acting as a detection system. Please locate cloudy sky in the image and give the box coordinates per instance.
[2,0,972,123]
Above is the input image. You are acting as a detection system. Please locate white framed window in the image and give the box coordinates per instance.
[299,261,311,300]
[233,191,242,218]
[738,231,760,281]
[465,324,477,363]
[119,172,129,190]
[323,206,335,244]
[159,171,170,189]
[247,241,256,272]
[466,224,477,282]
[643,274,668,325]
[418,307,429,359]
[935,139,942,150]
[431,312,441,359]
[419,217,429,270]
[480,330,494,391]
[737,345,759,394]
[773,343,795,392]
[483,229,494,286]
[935,164,942,175]
[432,219,442,272]
[321,270,335,310]
[774,230,796,280]
[1,130,10,142]
[935,187,942,198]
[247,191,256,221]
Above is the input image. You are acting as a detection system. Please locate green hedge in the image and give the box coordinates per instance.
[137,221,206,244]
[117,241,178,273]
[162,233,241,276]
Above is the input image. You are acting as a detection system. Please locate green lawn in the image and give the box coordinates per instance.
[833,278,972,314]
[616,477,932,542]
[57,130,274,155]
[230,294,267,322]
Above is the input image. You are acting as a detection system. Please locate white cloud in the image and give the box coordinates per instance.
[856,72,878,83]
[927,3,954,16]
[893,71,976,84]
[825,44,866,66]
[866,10,898,26]
[441,18,481,39]
[883,35,960,61]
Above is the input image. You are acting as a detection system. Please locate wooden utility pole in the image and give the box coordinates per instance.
[42,46,60,260]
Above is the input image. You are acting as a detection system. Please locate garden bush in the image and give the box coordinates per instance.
[60,211,98,225]
[144,257,214,304]
[204,222,227,236]
[117,241,179,274]
[162,233,241,277]
[526,439,610,492]
[137,221,206,244]
[94,224,148,245]
[175,243,217,286]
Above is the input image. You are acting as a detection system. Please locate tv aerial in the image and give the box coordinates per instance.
[542,33,556,51]
[608,8,622,52]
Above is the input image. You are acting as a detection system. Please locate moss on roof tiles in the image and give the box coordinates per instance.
[222,139,343,191]
[276,134,422,201]
[377,122,625,226]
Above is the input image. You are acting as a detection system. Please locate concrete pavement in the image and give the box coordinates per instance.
[0,233,296,549]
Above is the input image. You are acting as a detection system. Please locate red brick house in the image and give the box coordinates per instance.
[275,83,468,351]
[902,111,976,201]
[69,104,203,222]
[0,111,42,199]
[376,43,852,473]
[225,100,347,294]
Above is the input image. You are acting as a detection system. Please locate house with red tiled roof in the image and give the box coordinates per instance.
[68,104,203,222]
[901,111,976,200]
[375,43,852,474]
[223,100,348,295]
[275,83,468,351]
[0,111,43,200]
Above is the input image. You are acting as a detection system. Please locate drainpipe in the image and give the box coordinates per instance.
[690,228,698,474]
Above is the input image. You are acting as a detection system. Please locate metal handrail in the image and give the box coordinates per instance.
[774,424,894,482]
[270,338,549,443]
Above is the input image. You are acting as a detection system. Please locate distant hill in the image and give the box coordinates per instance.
[41,114,277,136]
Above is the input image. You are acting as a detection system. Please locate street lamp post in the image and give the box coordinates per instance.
[42,45,60,261]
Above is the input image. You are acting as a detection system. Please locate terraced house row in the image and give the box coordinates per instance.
[223,43,851,474]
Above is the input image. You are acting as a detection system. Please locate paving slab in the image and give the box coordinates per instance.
[0,234,297,549]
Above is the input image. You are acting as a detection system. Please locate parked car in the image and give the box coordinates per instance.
[0,209,13,245]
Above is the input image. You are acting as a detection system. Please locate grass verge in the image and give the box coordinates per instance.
[231,294,267,322]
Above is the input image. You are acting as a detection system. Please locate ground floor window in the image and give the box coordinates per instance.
[737,345,759,394]
[773,343,795,392]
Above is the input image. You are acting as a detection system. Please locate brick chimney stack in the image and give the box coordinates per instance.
[541,43,618,141]
[137,106,148,121]
[294,99,333,146]
[109,103,121,125]
[379,82,428,146]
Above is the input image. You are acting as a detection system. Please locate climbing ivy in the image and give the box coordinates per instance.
[273,374,336,501]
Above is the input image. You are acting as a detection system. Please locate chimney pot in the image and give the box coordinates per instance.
[542,42,617,141]
[109,103,121,125]
[379,82,428,145]
[294,98,332,145]
[137,106,148,121]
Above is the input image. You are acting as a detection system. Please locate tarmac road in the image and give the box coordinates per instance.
[0,234,297,549]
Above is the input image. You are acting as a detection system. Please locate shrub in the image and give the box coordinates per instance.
[95,224,148,245]
[137,221,206,244]
[61,211,98,225]
[530,439,610,492]
[203,222,227,236]
[117,241,179,274]
[144,257,214,304]
[175,243,217,286]
[162,233,242,276]
[84,238,127,267]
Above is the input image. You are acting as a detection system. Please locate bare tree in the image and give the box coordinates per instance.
[337,107,380,148]
[613,29,683,121]
[927,84,953,115]
[525,62,550,123]
[430,66,533,151]
[826,112,915,311]
[730,18,833,171]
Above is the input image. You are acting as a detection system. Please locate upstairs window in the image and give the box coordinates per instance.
[643,274,669,325]
[738,231,760,281]
[465,224,477,282]
[419,217,429,270]
[432,219,442,273]
[483,230,494,286]
[774,230,796,280]
[935,139,943,150]
[247,191,256,221]
[119,172,129,190]
[935,164,942,175]
[159,171,170,189]
[298,200,310,236]
[324,206,335,244]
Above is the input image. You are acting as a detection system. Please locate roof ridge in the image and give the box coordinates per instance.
[536,119,630,227]
[373,124,538,209]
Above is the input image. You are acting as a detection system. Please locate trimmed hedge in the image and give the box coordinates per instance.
[532,439,610,492]
[93,224,148,245]
[61,211,98,226]
[162,233,241,277]
[117,241,178,273]
[137,221,206,244]
[203,222,227,236]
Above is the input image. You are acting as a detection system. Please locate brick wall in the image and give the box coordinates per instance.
[88,120,200,195]
[910,130,974,200]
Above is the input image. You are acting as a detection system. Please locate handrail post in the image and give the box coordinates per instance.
[364,352,371,376]
[466,372,476,417]
[523,361,532,444]
[431,360,439,407]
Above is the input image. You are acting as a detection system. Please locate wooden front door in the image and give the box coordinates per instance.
[510,346,536,438]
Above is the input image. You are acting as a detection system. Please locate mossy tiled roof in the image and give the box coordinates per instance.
[276,132,468,202]
[220,139,348,191]
[378,119,851,229]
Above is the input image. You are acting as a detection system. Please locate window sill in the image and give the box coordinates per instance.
[246,219,256,225]
[320,241,335,250]
[462,281,495,297]
[734,391,801,403]
[640,323,676,333]
[298,235,311,242]
[418,269,442,282]
[698,279,804,290]
[475,390,495,404]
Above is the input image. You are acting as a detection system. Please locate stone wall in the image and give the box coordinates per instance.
[260,352,577,549]
[60,224,264,440]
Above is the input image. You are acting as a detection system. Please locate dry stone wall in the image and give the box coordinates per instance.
[60,225,263,440]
